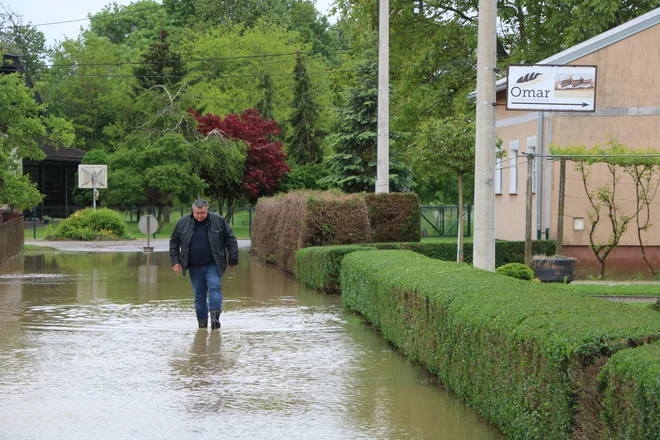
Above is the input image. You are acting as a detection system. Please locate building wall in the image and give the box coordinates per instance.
[494,96,540,240]
[548,24,660,246]
[495,23,660,248]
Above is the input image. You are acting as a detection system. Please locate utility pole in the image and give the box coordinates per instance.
[375,0,390,194]
[473,0,497,271]
[556,158,567,255]
[525,153,534,265]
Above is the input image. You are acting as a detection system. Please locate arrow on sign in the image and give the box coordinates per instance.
[511,101,589,107]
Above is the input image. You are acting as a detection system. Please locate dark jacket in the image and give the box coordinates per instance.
[169,211,239,276]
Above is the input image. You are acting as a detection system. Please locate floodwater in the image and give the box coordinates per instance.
[0,250,504,440]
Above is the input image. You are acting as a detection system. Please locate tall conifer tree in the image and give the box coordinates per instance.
[256,74,275,120]
[133,30,186,92]
[320,59,412,192]
[287,55,322,165]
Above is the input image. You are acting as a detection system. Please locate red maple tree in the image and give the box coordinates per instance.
[190,108,290,199]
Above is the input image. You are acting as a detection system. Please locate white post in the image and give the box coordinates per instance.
[375,0,390,194]
[92,174,97,211]
[472,0,497,271]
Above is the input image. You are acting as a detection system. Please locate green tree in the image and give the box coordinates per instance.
[104,86,205,223]
[255,74,275,120]
[320,59,412,193]
[133,30,187,92]
[407,115,475,262]
[197,133,248,217]
[184,20,334,130]
[89,0,167,46]
[287,55,322,165]
[279,163,331,192]
[38,32,133,151]
[0,8,47,78]
[0,73,74,210]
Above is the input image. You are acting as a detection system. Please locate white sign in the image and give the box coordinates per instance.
[78,165,108,189]
[138,215,159,235]
[506,65,597,112]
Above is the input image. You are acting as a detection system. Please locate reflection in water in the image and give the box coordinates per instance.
[0,250,504,439]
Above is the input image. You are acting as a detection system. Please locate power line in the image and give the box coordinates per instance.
[45,48,351,68]
[38,68,359,80]
[30,5,164,27]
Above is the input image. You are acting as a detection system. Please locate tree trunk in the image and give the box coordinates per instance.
[457,171,464,263]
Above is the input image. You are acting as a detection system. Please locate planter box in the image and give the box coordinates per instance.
[532,257,576,283]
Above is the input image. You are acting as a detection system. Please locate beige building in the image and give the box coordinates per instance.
[490,8,660,276]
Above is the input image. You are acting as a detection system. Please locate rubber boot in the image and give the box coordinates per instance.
[198,318,208,329]
[210,310,221,330]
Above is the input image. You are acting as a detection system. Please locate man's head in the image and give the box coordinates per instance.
[192,198,209,221]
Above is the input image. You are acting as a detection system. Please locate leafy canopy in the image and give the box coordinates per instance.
[0,73,74,210]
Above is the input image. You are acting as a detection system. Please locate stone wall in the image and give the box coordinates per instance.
[0,215,24,266]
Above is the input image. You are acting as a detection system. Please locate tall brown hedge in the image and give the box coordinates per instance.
[364,193,420,242]
[251,190,420,273]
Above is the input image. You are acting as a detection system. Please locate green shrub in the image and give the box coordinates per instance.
[599,342,660,439]
[45,208,131,240]
[340,250,660,439]
[496,262,534,280]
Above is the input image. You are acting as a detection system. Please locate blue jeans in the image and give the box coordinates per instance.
[188,263,223,320]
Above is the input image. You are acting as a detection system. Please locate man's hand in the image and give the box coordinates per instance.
[228,264,237,269]
[172,264,182,275]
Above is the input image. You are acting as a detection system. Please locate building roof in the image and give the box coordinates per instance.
[468,7,660,98]
[40,144,87,163]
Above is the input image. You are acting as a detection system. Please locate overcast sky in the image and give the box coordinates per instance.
[5,0,336,48]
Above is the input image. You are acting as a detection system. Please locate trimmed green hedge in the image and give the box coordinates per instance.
[340,250,660,439]
[295,245,376,293]
[599,342,660,439]
[364,193,420,242]
[252,191,420,274]
[390,240,555,266]
[296,240,554,293]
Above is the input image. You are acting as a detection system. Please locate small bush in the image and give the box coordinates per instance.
[496,262,534,280]
[45,208,132,240]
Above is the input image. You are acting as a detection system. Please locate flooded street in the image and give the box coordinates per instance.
[0,250,504,440]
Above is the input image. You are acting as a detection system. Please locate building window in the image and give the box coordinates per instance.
[509,140,519,194]
[495,156,503,194]
[527,136,537,194]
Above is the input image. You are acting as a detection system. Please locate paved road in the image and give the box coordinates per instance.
[25,238,251,252]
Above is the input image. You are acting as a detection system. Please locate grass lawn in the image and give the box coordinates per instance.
[25,222,251,240]
[551,282,660,297]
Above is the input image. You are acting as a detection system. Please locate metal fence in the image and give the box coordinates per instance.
[420,205,472,237]
[26,204,469,238]
[25,204,252,222]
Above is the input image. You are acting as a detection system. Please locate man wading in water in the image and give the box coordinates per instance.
[170,199,239,329]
